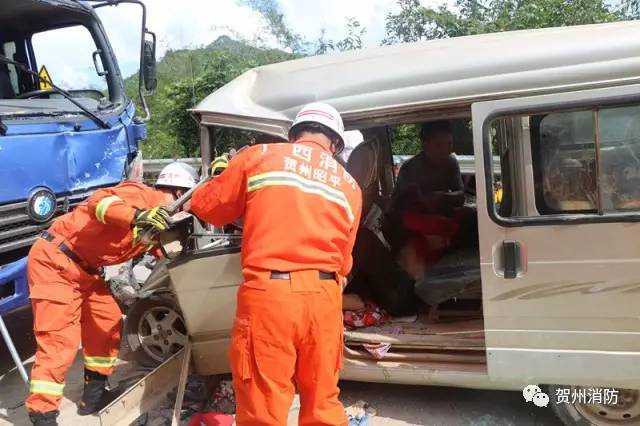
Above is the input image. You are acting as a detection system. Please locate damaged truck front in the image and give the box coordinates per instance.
[0,0,156,315]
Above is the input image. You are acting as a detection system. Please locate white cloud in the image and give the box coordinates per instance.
[31,24,107,90]
[36,0,456,88]
[278,0,454,47]
[97,0,277,78]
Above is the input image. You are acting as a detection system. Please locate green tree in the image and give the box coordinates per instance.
[383,0,625,45]
[622,0,640,17]
[382,0,630,154]
[145,46,293,158]
[315,29,333,55]
[240,0,306,53]
[336,18,367,51]
[315,18,367,54]
[391,124,421,155]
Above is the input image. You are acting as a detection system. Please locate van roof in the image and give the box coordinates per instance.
[192,21,640,136]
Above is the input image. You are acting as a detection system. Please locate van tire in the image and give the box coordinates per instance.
[548,385,640,426]
[124,295,187,368]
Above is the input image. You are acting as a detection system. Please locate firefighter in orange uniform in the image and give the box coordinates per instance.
[191,103,362,425]
[26,162,198,426]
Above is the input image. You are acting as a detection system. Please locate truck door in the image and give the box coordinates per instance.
[473,84,640,388]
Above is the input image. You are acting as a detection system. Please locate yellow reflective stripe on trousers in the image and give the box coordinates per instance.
[84,355,117,368]
[247,171,354,223]
[95,195,122,224]
[30,380,64,396]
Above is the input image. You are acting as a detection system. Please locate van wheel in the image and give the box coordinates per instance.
[549,385,640,425]
[124,295,187,368]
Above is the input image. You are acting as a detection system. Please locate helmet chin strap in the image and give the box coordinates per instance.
[331,138,344,159]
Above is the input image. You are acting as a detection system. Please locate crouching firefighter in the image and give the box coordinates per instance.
[191,102,363,425]
[25,162,198,426]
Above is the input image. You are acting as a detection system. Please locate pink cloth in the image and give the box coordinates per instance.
[188,412,234,426]
[363,342,392,359]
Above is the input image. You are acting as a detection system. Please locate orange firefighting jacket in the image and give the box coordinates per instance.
[191,138,362,277]
[47,182,169,267]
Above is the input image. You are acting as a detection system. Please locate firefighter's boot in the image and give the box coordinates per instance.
[77,369,108,415]
[28,410,59,426]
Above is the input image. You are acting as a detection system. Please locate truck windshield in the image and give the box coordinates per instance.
[0,23,112,115]
[31,25,109,101]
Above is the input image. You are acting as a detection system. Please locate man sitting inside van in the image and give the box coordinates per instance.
[387,121,465,268]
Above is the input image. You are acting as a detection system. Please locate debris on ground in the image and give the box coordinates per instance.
[105,260,142,308]
[133,375,220,425]
[345,400,376,426]
[362,342,393,359]
[344,304,391,328]
[205,380,236,414]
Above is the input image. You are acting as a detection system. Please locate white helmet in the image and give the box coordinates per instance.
[340,130,364,163]
[289,102,346,146]
[156,162,198,190]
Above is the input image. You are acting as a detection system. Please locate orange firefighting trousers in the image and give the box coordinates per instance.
[230,268,347,426]
[26,239,122,414]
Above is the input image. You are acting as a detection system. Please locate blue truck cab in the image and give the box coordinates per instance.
[0,0,156,315]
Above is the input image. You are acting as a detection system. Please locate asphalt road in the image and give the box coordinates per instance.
[337,381,562,425]
[0,308,563,426]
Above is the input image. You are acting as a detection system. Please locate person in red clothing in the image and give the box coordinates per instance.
[191,102,362,426]
[25,162,198,426]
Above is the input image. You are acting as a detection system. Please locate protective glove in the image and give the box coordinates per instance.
[210,153,230,176]
[132,207,170,244]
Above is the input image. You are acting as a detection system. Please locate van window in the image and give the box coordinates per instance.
[490,104,640,218]
[598,105,640,212]
[533,110,597,214]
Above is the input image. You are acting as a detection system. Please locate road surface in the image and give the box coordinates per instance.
[0,308,562,425]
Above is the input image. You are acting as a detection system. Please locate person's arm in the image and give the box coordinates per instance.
[88,184,143,228]
[427,156,464,209]
[442,156,465,207]
[390,161,420,213]
[191,150,250,226]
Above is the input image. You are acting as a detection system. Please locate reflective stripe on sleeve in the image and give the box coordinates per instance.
[29,380,64,396]
[247,171,354,223]
[95,196,122,224]
[84,355,117,368]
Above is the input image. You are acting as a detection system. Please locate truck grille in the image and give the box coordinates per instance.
[0,191,93,256]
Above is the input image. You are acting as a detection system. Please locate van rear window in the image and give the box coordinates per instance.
[532,110,598,214]
[491,104,640,217]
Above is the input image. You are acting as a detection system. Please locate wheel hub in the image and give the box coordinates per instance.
[137,306,187,362]
[574,388,640,425]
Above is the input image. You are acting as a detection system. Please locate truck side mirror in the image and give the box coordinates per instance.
[142,36,157,92]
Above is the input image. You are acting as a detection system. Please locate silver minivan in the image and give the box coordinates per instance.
[130,21,640,426]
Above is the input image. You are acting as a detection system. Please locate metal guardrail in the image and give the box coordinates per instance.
[143,158,200,173]
[142,158,201,183]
